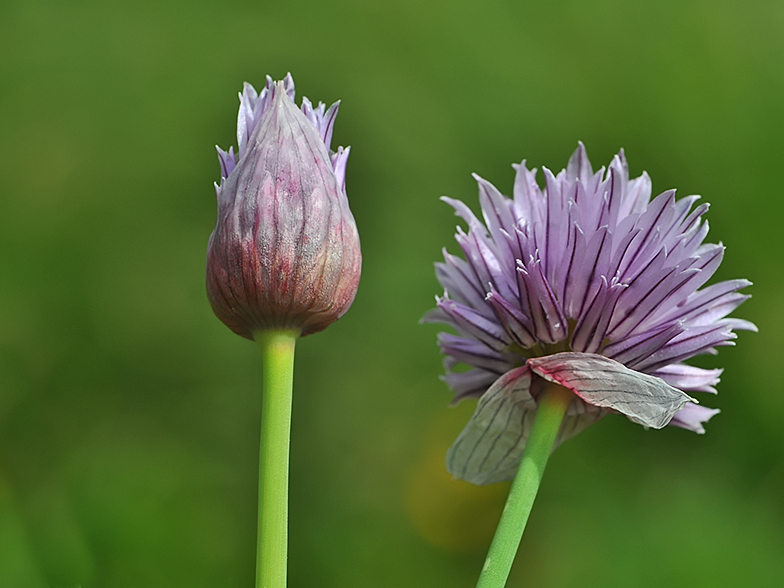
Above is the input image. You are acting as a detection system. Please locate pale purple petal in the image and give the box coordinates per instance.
[236,82,261,158]
[668,403,720,434]
[486,289,538,348]
[436,250,492,312]
[516,255,567,343]
[565,141,593,184]
[652,364,723,394]
[475,174,519,272]
[436,297,511,352]
[280,73,295,99]
[443,368,500,402]
[216,145,236,182]
[603,321,684,369]
[302,97,340,151]
[634,322,739,373]
[331,146,350,192]
[437,332,517,373]
[512,161,545,226]
[570,275,626,353]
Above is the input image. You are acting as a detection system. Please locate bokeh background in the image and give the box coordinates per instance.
[1,0,782,586]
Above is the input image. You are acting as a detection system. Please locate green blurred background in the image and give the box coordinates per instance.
[1,0,782,586]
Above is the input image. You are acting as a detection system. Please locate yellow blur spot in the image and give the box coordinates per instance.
[404,408,509,553]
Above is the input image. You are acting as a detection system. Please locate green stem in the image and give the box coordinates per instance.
[254,329,299,588]
[476,382,573,588]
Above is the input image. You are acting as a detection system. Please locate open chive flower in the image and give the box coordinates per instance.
[206,73,361,340]
[425,143,755,485]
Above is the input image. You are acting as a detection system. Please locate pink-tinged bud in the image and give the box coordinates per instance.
[206,76,361,339]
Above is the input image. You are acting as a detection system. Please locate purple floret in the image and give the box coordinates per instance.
[426,144,755,482]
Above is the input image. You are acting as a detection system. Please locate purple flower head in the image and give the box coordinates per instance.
[424,143,755,484]
[206,74,361,339]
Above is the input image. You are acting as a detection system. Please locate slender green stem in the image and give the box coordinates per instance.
[476,382,574,588]
[254,329,299,588]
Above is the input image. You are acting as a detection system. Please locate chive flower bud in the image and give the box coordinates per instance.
[206,75,361,339]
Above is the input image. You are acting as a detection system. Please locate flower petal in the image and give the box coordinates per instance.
[443,368,500,402]
[437,332,517,373]
[216,145,236,181]
[652,363,723,394]
[528,352,695,429]
[486,288,538,348]
[668,402,720,433]
[436,297,511,352]
[301,97,340,151]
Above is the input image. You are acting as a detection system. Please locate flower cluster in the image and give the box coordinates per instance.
[425,144,754,484]
[206,74,361,339]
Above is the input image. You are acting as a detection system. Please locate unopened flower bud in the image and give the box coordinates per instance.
[206,75,361,339]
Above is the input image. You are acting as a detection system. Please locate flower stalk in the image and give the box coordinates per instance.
[206,74,360,588]
[427,143,754,586]
[476,382,573,588]
[255,329,299,588]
